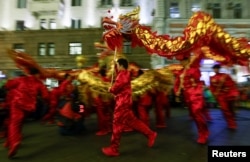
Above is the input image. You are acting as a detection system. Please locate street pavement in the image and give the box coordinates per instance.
[0,108,250,162]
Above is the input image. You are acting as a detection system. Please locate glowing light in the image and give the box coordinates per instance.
[61,0,71,28]
[209,72,215,76]
[0,1,11,29]
[138,0,154,24]
[191,4,201,12]
[85,0,97,26]
[203,59,215,64]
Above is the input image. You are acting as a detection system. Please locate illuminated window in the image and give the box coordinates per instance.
[69,43,82,55]
[71,0,81,6]
[16,21,25,31]
[191,4,201,12]
[17,0,26,8]
[38,43,46,56]
[49,19,56,29]
[13,43,25,52]
[170,2,180,18]
[48,43,55,55]
[38,43,56,56]
[71,19,81,29]
[40,19,47,30]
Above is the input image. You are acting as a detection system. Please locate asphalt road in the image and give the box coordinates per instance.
[1,108,250,162]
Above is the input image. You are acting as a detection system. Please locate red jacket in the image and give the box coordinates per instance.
[210,73,239,99]
[5,75,49,111]
[109,70,132,111]
[174,67,202,94]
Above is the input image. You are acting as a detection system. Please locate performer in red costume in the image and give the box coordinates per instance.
[154,89,168,128]
[136,90,168,128]
[94,66,113,136]
[102,58,157,156]
[136,91,153,127]
[4,68,49,158]
[93,96,113,136]
[174,56,209,144]
[42,74,73,124]
[209,64,239,129]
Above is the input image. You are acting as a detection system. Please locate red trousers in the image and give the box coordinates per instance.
[136,93,152,126]
[93,97,112,132]
[155,91,169,126]
[137,104,150,126]
[110,109,154,151]
[184,87,209,140]
[6,106,27,150]
[216,96,237,128]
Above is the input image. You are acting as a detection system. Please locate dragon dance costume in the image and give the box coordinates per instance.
[210,69,239,129]
[93,96,113,136]
[136,91,152,126]
[4,74,49,158]
[174,65,209,144]
[94,73,113,136]
[102,68,157,156]
[136,90,168,128]
[154,90,169,128]
[42,78,73,123]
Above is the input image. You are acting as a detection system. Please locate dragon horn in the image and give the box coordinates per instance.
[119,6,140,20]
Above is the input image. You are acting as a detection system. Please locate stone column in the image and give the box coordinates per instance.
[150,0,166,69]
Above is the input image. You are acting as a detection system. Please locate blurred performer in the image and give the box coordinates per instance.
[102,58,157,156]
[209,64,239,129]
[42,74,72,124]
[0,85,8,139]
[174,56,209,144]
[94,66,113,136]
[136,91,153,127]
[154,89,169,128]
[4,68,49,158]
[56,82,85,136]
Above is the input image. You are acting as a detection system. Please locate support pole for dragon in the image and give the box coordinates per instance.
[111,47,118,85]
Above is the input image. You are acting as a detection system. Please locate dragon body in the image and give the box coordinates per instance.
[7,48,174,112]
[102,6,250,66]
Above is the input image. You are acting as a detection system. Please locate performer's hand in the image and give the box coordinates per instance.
[175,96,181,103]
[108,87,111,92]
[176,91,180,97]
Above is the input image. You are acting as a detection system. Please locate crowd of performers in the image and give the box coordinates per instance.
[0,56,241,158]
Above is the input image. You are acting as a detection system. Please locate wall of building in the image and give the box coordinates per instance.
[1,0,250,75]
[0,29,151,74]
[0,0,152,76]
[0,0,154,31]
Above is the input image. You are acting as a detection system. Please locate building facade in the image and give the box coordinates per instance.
[0,0,153,77]
[0,0,250,81]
